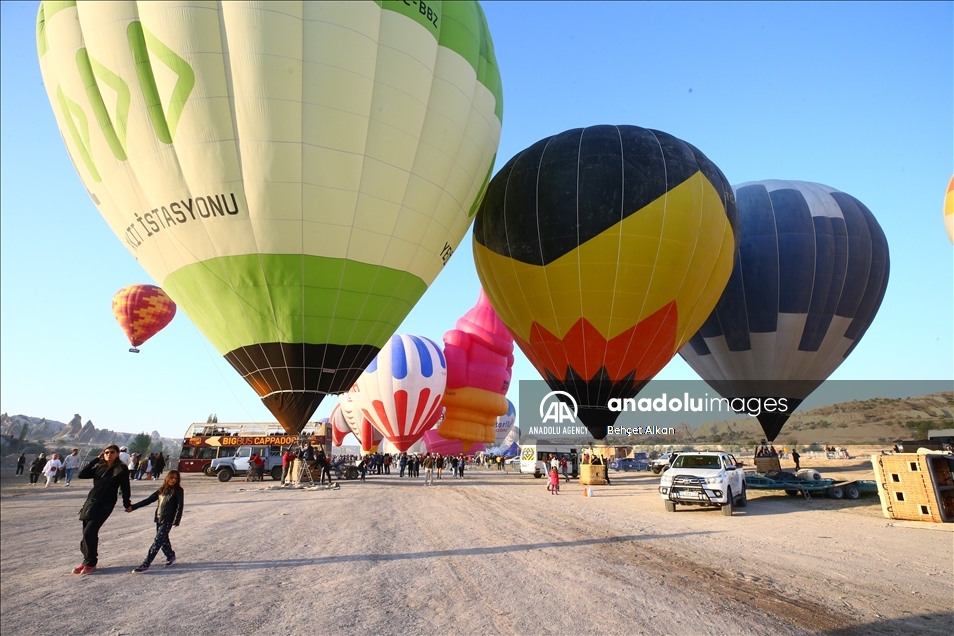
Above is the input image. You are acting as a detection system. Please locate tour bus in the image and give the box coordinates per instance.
[519,439,580,479]
[177,422,331,475]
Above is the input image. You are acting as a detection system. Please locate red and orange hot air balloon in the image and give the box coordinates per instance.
[112,285,176,353]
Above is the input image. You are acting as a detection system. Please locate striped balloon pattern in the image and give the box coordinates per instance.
[350,334,446,452]
[336,393,382,454]
[680,180,890,441]
[111,284,176,350]
[328,405,350,447]
[37,1,502,434]
[474,125,738,439]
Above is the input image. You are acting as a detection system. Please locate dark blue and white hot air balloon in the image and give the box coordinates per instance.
[679,180,889,441]
[348,334,446,452]
[493,399,517,447]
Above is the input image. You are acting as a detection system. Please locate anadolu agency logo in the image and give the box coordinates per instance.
[527,391,590,437]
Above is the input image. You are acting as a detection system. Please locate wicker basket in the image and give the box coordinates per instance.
[871,453,954,523]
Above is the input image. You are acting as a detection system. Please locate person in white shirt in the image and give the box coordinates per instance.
[43,454,64,488]
[119,446,131,467]
[63,449,82,486]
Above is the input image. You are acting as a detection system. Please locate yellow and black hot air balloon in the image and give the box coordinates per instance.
[473,125,738,439]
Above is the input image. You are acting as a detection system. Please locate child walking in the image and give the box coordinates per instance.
[127,470,184,573]
[548,466,560,495]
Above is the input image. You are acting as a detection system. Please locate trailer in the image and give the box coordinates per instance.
[744,472,878,500]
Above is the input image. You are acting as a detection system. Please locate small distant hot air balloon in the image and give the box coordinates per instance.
[438,290,514,449]
[112,284,176,353]
[473,125,738,439]
[38,1,503,434]
[944,175,954,243]
[350,334,446,452]
[680,180,890,442]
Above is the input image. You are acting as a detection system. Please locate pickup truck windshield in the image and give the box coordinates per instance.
[674,456,721,469]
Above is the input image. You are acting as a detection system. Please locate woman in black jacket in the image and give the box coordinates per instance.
[128,470,184,573]
[74,444,132,575]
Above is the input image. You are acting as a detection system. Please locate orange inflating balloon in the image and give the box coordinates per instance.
[112,285,176,352]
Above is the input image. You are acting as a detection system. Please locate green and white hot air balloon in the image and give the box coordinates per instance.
[37,0,503,433]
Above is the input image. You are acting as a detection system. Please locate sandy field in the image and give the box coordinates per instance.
[0,456,951,636]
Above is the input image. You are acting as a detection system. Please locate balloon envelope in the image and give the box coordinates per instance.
[438,290,513,448]
[112,284,176,349]
[680,180,890,441]
[350,334,446,452]
[493,399,517,447]
[421,429,485,456]
[473,125,738,439]
[329,405,350,447]
[336,393,381,452]
[37,1,502,434]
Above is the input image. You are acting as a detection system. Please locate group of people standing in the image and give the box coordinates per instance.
[16,446,167,486]
[396,452,467,481]
[127,450,166,481]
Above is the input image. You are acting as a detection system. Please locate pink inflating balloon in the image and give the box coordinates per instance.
[438,289,514,448]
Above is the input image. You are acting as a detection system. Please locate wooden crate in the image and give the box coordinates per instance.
[871,453,954,523]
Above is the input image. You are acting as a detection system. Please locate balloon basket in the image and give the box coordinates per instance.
[578,464,606,485]
[128,347,140,354]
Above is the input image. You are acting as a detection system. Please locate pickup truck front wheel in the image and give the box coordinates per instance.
[217,467,234,483]
[721,487,734,516]
[664,500,676,513]
[736,483,747,508]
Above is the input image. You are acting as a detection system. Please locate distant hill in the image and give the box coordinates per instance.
[0,412,180,456]
[611,392,954,447]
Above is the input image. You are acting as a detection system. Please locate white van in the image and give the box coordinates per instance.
[519,441,580,479]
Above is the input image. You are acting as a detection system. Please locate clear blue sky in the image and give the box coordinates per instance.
[2,2,951,439]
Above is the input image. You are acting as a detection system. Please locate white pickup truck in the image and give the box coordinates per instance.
[658,451,746,516]
[210,445,283,482]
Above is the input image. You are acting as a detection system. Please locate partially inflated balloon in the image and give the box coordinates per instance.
[37,1,502,434]
[112,284,176,352]
[680,180,890,441]
[337,393,382,453]
[493,399,517,447]
[329,405,350,447]
[438,290,513,448]
[422,428,485,456]
[349,334,446,452]
[945,176,954,243]
[474,125,738,439]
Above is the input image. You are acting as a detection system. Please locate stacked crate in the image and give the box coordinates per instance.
[871,453,954,523]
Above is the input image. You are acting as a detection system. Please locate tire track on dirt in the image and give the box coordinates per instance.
[455,481,856,634]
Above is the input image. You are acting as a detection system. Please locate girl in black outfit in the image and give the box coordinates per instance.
[128,470,184,573]
[74,444,132,575]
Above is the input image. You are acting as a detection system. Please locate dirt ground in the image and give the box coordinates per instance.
[0,456,950,636]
